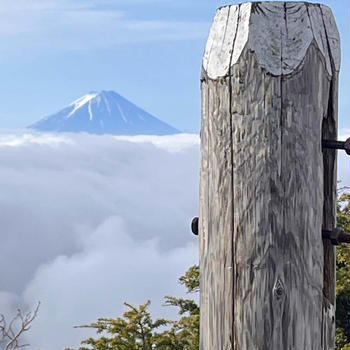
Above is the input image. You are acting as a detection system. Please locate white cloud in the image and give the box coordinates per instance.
[0,132,200,349]
[23,216,198,350]
[0,291,22,320]
[116,133,199,152]
[0,132,73,147]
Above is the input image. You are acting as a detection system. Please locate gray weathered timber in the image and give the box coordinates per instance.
[199,2,340,350]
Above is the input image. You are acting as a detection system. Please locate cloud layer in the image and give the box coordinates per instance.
[0,132,200,350]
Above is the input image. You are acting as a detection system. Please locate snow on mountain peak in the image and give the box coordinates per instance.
[28,91,180,135]
[67,92,98,119]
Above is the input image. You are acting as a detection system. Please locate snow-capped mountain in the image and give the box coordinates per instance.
[28,90,180,135]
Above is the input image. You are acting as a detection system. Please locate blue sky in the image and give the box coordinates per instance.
[0,0,348,133]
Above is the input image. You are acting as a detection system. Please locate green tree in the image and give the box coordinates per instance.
[336,192,350,350]
[163,265,199,350]
[68,266,200,350]
[67,301,169,350]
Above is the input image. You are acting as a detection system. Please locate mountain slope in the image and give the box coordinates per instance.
[28,91,180,135]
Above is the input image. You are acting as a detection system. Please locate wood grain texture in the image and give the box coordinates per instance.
[200,2,340,350]
[202,2,340,79]
[202,6,238,80]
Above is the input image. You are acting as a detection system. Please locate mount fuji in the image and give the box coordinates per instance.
[28,91,180,135]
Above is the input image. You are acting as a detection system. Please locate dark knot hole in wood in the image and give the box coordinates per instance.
[273,278,285,300]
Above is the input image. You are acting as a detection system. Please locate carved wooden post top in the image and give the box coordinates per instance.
[203,2,340,79]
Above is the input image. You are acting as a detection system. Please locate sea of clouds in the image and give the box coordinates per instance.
[0,132,200,350]
[0,130,348,350]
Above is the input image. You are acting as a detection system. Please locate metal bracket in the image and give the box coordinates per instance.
[322,137,350,155]
[191,217,199,235]
[322,227,350,245]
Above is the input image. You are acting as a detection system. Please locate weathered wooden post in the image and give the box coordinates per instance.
[199,2,340,349]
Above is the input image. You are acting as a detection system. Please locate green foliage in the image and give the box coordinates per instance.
[178,265,199,293]
[337,327,350,350]
[163,265,199,350]
[336,192,350,350]
[66,301,169,350]
[68,266,200,350]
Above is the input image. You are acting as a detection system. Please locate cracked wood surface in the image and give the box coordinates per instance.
[199,2,340,350]
[203,2,340,79]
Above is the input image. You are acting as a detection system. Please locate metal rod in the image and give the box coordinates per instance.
[322,137,350,155]
[322,140,345,149]
[322,228,350,245]
[338,231,350,244]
